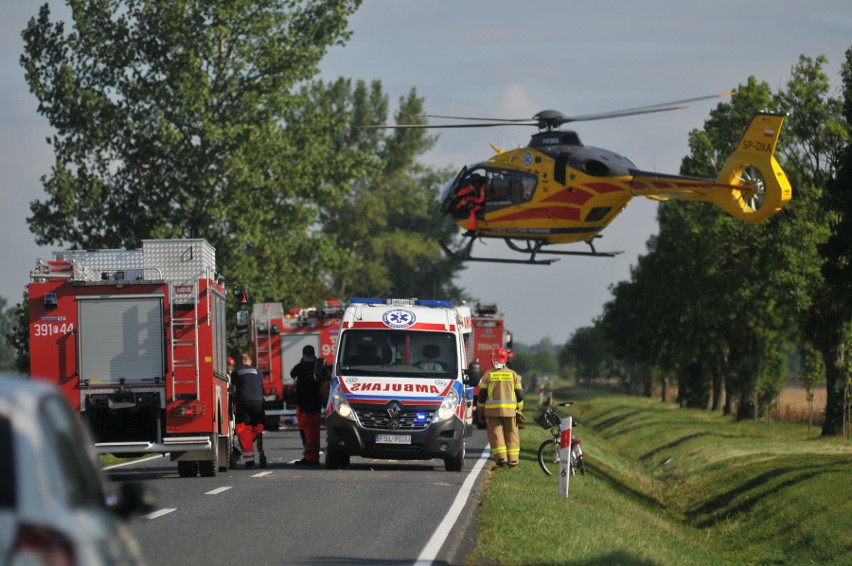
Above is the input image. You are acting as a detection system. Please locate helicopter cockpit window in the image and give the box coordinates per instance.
[515,175,537,203]
[486,171,513,205]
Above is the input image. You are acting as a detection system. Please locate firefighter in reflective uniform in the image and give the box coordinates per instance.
[231,353,265,467]
[477,347,524,467]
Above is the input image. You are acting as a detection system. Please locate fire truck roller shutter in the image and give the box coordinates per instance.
[77,297,166,384]
[279,333,321,383]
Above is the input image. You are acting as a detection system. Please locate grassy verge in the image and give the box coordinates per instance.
[467,385,851,565]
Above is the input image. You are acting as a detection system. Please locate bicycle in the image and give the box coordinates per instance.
[534,402,585,477]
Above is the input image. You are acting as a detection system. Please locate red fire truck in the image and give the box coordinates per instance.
[468,303,514,427]
[27,239,237,477]
[252,300,343,428]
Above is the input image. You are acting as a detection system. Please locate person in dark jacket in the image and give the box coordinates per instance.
[290,345,328,465]
[231,352,264,467]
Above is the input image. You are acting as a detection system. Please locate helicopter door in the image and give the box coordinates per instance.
[487,171,513,206]
[483,170,537,210]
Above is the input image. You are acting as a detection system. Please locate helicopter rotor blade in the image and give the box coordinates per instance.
[561,91,735,124]
[421,114,533,123]
[364,91,735,130]
[363,121,536,129]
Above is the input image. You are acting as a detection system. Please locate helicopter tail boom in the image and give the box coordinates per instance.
[709,112,792,223]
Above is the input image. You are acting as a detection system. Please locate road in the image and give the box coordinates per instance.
[106,425,491,566]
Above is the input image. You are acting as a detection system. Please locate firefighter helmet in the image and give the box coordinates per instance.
[491,347,508,366]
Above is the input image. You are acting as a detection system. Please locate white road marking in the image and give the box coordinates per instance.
[414,448,491,566]
[252,471,274,477]
[103,454,165,470]
[143,508,176,520]
[205,486,232,495]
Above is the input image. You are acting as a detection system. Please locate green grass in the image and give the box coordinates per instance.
[467,385,851,565]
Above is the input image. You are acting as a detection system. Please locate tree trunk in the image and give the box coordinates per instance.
[821,344,846,436]
[711,362,723,411]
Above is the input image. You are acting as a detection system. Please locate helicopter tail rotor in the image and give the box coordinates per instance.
[710,113,792,223]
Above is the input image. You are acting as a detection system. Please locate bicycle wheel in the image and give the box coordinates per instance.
[578,457,586,476]
[537,438,559,476]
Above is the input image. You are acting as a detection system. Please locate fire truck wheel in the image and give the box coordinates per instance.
[177,460,198,478]
[199,459,217,477]
[199,432,219,477]
[219,434,232,472]
[325,447,349,469]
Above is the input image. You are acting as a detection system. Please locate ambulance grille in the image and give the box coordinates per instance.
[354,408,434,431]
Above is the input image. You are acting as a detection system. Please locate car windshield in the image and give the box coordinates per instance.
[337,329,457,378]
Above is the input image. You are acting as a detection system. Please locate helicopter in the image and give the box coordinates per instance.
[372,93,792,264]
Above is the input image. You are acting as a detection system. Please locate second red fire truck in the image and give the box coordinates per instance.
[251,300,343,428]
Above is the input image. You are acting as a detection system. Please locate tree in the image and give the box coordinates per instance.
[21,0,361,304]
[799,344,824,433]
[294,79,466,300]
[0,297,20,372]
[591,55,848,426]
[561,325,610,386]
[818,47,852,436]
[4,294,29,374]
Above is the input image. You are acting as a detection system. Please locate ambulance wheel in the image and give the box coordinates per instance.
[325,447,349,469]
[445,436,465,472]
[178,460,198,478]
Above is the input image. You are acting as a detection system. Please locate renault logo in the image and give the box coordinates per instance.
[386,401,403,418]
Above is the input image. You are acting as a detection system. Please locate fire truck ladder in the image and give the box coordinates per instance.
[254,320,273,378]
[170,282,200,401]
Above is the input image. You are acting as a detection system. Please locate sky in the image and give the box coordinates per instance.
[2,1,851,346]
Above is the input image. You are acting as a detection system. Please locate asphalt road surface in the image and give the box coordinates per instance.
[107,425,491,566]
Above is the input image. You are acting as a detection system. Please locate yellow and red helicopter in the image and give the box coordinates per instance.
[376,93,792,264]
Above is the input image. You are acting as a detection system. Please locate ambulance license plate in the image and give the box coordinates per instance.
[375,434,411,445]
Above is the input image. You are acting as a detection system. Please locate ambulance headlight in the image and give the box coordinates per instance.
[435,389,459,422]
[332,389,356,421]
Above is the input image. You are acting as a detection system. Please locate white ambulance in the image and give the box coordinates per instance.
[324,298,482,471]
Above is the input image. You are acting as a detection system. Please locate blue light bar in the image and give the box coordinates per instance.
[349,297,387,305]
[416,299,454,308]
[348,297,455,308]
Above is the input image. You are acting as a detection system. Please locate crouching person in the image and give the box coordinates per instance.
[231,353,265,468]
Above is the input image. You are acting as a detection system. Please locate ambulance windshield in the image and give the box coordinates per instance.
[337,330,457,378]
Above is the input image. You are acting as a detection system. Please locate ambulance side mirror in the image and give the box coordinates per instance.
[235,310,249,336]
[466,361,482,387]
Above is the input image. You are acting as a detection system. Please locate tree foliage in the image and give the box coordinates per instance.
[19,1,466,311]
[20,0,361,304]
[562,49,852,434]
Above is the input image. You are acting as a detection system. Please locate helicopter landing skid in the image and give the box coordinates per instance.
[505,237,623,258]
[439,234,622,264]
[439,238,556,265]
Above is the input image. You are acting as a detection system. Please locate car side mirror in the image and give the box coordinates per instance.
[466,361,482,387]
[235,309,249,336]
[233,287,250,305]
[111,481,156,520]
